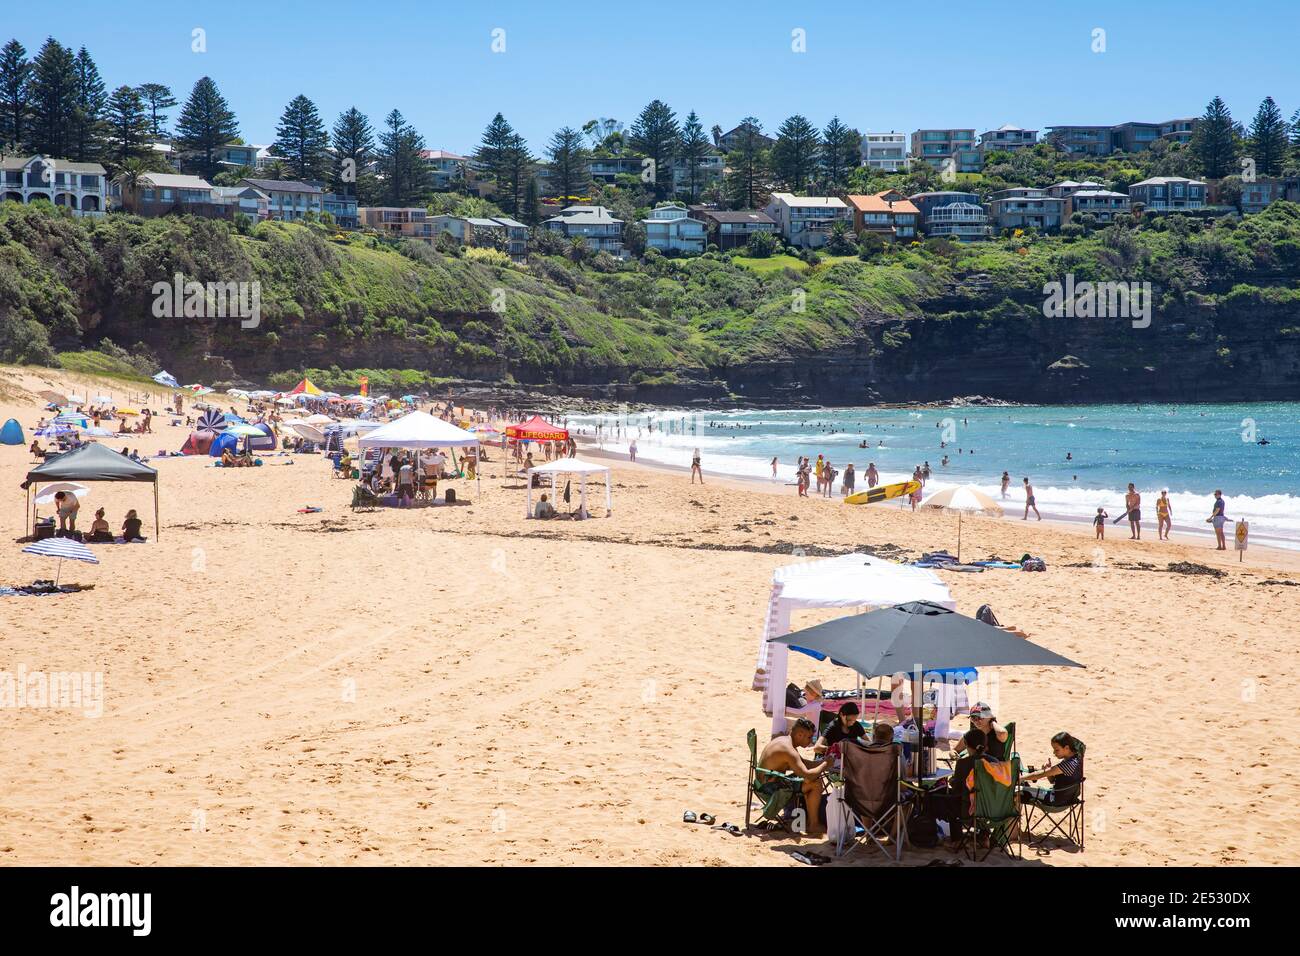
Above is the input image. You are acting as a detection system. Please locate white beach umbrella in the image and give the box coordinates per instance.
[919,485,1004,562]
[92,394,113,404]
[34,482,90,505]
[66,393,85,404]
[22,536,100,586]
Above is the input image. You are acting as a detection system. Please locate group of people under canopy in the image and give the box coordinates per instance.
[750,553,1084,847]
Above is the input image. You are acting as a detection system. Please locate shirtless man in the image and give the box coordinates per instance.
[756,718,832,834]
[1022,477,1041,521]
[1125,483,1142,540]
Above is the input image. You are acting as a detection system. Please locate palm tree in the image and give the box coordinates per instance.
[114,157,149,214]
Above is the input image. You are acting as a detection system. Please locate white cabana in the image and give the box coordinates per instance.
[525,457,612,518]
[753,553,956,735]
[359,411,481,496]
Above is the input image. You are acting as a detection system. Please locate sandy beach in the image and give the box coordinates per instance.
[2,364,1298,866]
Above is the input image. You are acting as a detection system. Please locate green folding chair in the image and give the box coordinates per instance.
[958,756,1022,861]
[1022,742,1086,852]
[745,729,806,832]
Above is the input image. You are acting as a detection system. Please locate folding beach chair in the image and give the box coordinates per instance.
[1022,742,1086,852]
[957,756,1022,861]
[836,740,912,861]
[745,729,806,833]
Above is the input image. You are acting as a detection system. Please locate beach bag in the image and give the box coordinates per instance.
[907,812,939,848]
[825,786,851,844]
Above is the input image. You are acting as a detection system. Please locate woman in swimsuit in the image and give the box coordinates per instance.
[690,448,703,484]
[1156,490,1172,540]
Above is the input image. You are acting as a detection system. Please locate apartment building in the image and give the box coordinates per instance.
[979,125,1037,158]
[715,124,776,153]
[911,129,980,172]
[360,206,439,243]
[212,184,271,220]
[642,205,707,254]
[0,155,107,215]
[1065,189,1132,222]
[1046,180,1106,200]
[1236,177,1300,214]
[762,192,850,249]
[846,190,920,241]
[860,132,909,172]
[985,187,1065,234]
[1128,177,1207,211]
[1048,120,1200,156]
[132,172,231,218]
[670,148,725,196]
[1160,118,1198,145]
[543,205,624,255]
[421,150,469,190]
[696,209,778,251]
[240,178,324,221]
[910,191,991,241]
[437,216,530,260]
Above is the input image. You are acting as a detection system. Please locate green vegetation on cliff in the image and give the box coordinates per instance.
[3,201,1300,401]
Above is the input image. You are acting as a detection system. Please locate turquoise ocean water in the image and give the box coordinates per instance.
[568,402,1300,549]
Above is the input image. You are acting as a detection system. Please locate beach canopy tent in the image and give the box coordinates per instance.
[23,442,160,538]
[289,377,324,395]
[525,457,612,518]
[505,415,569,442]
[179,429,216,455]
[209,433,240,457]
[0,418,24,445]
[359,411,482,494]
[153,371,180,388]
[753,553,955,735]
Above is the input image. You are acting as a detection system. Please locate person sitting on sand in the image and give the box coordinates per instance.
[118,418,130,434]
[87,508,113,543]
[534,493,556,519]
[122,509,144,542]
[30,439,44,459]
[757,719,833,835]
[1020,732,1083,807]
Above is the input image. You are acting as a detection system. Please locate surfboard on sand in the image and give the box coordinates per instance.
[844,480,921,505]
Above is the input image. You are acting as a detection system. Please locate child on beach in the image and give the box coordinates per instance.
[1094,507,1108,539]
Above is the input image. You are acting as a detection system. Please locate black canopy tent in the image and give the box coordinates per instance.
[23,443,160,539]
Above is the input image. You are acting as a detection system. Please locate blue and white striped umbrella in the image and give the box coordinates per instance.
[34,423,74,437]
[22,536,100,585]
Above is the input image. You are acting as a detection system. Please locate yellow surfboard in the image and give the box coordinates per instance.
[844,480,921,505]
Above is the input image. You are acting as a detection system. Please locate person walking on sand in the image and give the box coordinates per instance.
[866,462,879,488]
[690,448,703,484]
[628,439,637,463]
[1124,483,1142,540]
[1001,471,1010,499]
[1022,477,1041,521]
[841,463,855,497]
[771,456,779,481]
[1094,507,1108,540]
[1208,489,1227,550]
[814,455,824,493]
[1157,489,1173,540]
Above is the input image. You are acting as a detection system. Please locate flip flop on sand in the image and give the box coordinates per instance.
[682,811,697,824]
[698,813,716,825]
[712,823,742,836]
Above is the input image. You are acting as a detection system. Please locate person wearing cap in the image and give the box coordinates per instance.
[968,703,1009,761]
[785,679,823,710]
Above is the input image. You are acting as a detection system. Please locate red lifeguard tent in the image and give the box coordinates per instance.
[504,415,569,442]
[289,377,324,395]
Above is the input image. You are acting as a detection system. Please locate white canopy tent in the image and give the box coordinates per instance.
[753,552,956,735]
[358,411,481,496]
[525,457,612,518]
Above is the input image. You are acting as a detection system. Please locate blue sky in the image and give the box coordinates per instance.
[8,0,1298,153]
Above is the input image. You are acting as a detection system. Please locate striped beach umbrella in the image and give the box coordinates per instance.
[22,536,100,586]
